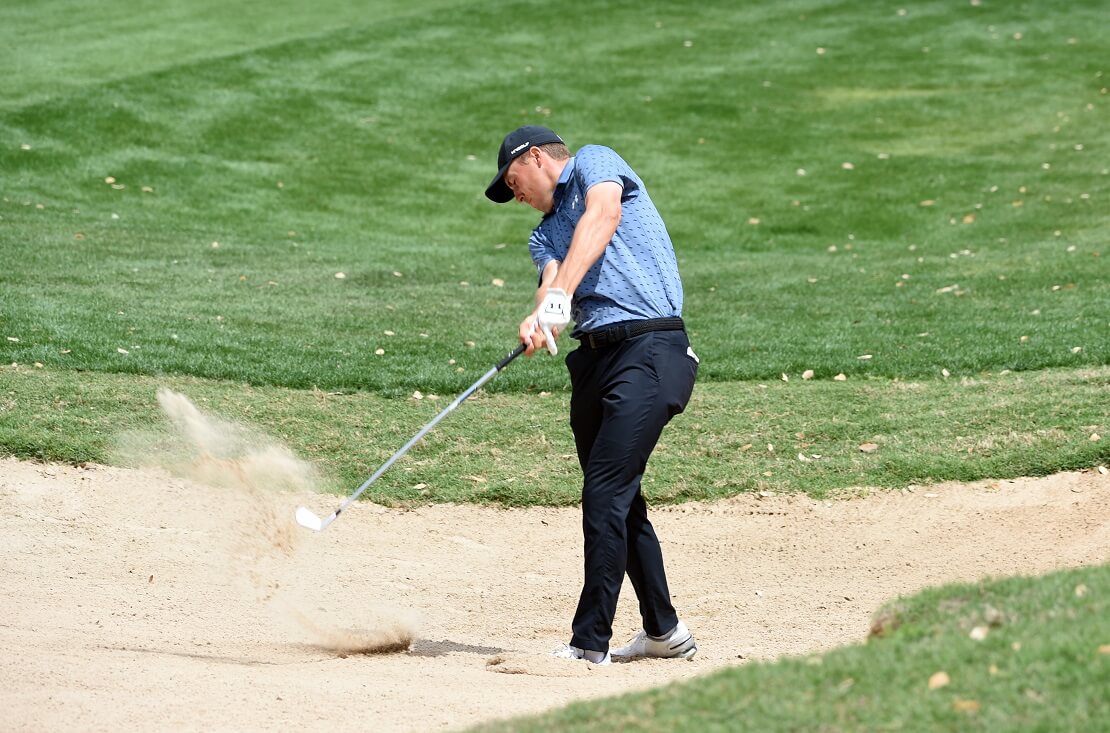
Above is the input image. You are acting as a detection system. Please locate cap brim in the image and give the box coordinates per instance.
[485,163,514,203]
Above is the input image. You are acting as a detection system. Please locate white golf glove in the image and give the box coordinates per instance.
[536,287,571,356]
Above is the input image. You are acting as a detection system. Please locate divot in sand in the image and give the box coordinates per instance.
[289,608,415,656]
[486,653,603,677]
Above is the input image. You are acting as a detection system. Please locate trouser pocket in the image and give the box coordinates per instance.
[650,331,697,419]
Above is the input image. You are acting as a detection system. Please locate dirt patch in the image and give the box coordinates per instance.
[0,454,1106,731]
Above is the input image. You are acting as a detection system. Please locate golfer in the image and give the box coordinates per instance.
[485,125,699,665]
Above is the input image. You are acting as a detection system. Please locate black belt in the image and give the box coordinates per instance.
[579,317,685,349]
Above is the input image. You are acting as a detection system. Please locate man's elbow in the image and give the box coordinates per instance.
[600,204,621,233]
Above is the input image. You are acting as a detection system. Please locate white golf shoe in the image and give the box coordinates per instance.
[610,620,697,660]
[550,643,611,666]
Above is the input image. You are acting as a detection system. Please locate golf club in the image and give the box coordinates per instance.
[295,343,527,531]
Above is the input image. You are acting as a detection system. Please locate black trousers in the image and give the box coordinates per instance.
[565,327,698,652]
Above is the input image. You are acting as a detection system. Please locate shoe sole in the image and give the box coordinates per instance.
[611,643,697,661]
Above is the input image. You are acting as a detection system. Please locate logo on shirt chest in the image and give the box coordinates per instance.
[549,186,585,238]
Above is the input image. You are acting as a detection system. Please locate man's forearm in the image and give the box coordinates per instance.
[535,260,560,309]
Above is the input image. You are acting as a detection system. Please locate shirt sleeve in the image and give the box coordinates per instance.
[528,228,557,283]
[575,145,640,200]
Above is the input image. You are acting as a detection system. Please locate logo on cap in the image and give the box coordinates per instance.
[510,141,530,156]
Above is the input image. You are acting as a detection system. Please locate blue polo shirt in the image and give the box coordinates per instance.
[528,145,684,337]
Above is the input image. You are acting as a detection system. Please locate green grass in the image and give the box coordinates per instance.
[0,1,1106,482]
[1,365,1105,505]
[2,0,1107,395]
[472,564,1110,732]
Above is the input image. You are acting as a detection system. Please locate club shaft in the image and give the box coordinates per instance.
[331,344,526,516]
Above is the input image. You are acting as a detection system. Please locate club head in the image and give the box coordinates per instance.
[295,506,327,531]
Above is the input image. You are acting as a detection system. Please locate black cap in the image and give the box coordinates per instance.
[485,125,565,203]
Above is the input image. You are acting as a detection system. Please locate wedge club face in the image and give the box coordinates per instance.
[295,506,331,532]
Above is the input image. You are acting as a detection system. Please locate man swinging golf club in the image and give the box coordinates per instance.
[486,125,699,665]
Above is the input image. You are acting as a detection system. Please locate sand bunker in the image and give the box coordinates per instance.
[1,426,1105,730]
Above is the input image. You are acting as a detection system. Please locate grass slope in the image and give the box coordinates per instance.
[473,564,1110,732]
[0,0,1106,489]
[2,0,1107,395]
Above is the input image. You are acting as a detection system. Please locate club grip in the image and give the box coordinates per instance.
[497,343,527,371]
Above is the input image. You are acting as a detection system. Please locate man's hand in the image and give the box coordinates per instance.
[536,288,570,356]
[519,288,570,356]
[518,316,550,356]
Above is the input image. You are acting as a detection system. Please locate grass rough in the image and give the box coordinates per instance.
[470,564,1110,732]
